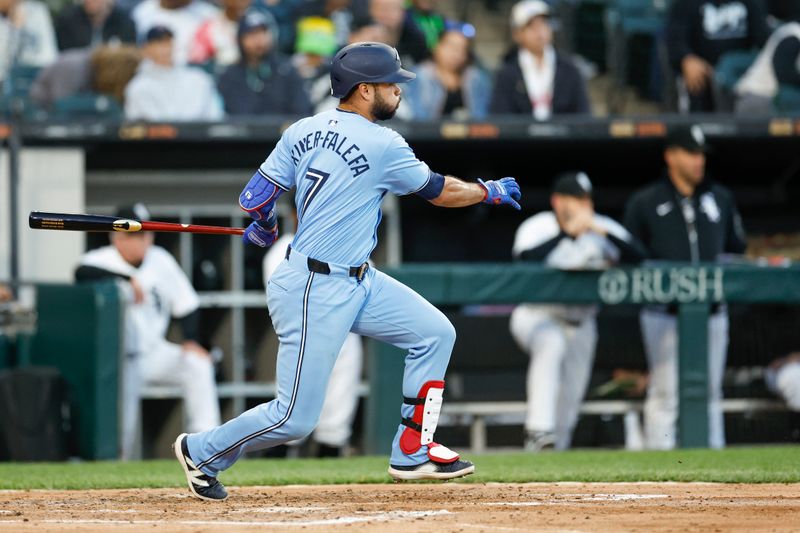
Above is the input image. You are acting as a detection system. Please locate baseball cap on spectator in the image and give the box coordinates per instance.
[552,171,593,198]
[144,25,174,43]
[444,20,476,39]
[238,10,278,39]
[511,0,550,29]
[116,203,151,222]
[295,16,338,57]
[665,124,710,153]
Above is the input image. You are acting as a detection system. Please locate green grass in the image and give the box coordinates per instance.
[0,446,798,490]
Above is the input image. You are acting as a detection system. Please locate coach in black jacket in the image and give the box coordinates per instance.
[55,0,136,52]
[489,0,590,119]
[623,124,746,451]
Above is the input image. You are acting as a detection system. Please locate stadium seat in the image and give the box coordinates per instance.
[1,65,46,120]
[605,0,672,113]
[6,65,41,98]
[714,49,760,92]
[774,84,800,112]
[52,93,123,119]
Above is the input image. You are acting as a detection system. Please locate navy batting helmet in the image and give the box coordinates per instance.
[330,42,415,99]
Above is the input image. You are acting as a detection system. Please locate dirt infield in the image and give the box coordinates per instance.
[0,483,798,532]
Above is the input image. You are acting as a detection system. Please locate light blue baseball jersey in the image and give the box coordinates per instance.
[258,108,432,266]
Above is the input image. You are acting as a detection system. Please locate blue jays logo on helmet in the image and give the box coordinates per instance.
[329,42,416,99]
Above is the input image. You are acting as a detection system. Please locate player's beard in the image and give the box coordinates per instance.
[372,91,400,121]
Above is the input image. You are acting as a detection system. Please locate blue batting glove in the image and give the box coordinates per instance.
[479,177,521,210]
[243,220,278,248]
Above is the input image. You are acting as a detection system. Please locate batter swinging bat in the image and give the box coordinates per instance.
[29,211,245,236]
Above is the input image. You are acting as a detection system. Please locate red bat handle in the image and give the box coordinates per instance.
[140,221,245,236]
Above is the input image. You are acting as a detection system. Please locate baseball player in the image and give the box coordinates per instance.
[173,41,521,501]
[765,353,800,411]
[624,125,747,449]
[263,211,364,457]
[510,172,645,452]
[75,204,221,460]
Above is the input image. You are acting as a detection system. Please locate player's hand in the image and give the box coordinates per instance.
[681,54,712,95]
[182,340,212,360]
[479,177,521,210]
[243,220,278,248]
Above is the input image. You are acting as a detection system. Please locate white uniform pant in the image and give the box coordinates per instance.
[766,361,800,411]
[310,332,363,447]
[120,340,221,459]
[640,309,728,450]
[510,305,598,450]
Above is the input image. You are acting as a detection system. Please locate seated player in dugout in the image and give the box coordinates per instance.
[75,204,220,460]
[172,41,522,501]
[510,172,646,452]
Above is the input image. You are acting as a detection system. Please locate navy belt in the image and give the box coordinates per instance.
[286,246,369,282]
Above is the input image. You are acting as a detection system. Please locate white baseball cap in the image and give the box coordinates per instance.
[511,0,550,29]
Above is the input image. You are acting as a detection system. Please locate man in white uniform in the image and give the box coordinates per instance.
[75,204,220,459]
[262,207,364,456]
[766,352,800,411]
[510,172,645,451]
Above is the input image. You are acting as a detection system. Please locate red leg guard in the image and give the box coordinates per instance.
[398,380,459,463]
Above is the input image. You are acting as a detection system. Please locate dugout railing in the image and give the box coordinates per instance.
[365,263,800,454]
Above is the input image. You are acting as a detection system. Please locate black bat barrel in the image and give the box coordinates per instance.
[29,212,131,232]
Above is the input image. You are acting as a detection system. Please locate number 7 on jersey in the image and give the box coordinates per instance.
[300,168,330,217]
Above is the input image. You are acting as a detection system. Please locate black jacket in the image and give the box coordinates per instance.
[55,6,136,51]
[623,175,747,262]
[774,34,800,85]
[218,54,312,116]
[489,51,590,116]
[666,0,768,70]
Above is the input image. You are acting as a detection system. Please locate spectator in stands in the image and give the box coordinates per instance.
[92,44,143,102]
[404,22,491,120]
[368,0,429,64]
[217,11,311,116]
[30,44,140,109]
[666,0,769,112]
[55,0,136,51]
[510,172,645,452]
[766,352,800,411]
[131,0,218,65]
[75,203,221,460]
[624,125,747,450]
[489,0,590,119]
[735,18,800,112]
[408,0,446,51]
[292,16,339,113]
[292,0,354,51]
[125,25,223,120]
[766,0,800,25]
[250,0,305,53]
[347,20,390,44]
[0,285,11,302]
[0,0,58,81]
[189,0,250,67]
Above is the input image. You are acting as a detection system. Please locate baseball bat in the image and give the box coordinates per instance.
[29,211,245,236]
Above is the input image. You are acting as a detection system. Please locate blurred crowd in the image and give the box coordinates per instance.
[2,0,800,121]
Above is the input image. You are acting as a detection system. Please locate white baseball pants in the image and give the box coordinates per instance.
[510,305,597,450]
[640,308,728,450]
